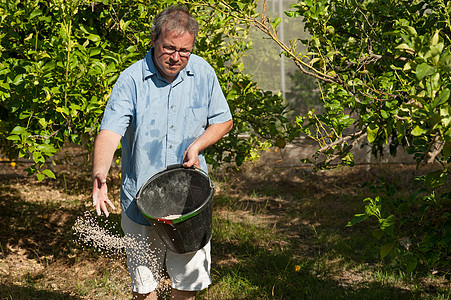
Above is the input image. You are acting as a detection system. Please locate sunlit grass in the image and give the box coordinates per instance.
[203,163,450,300]
[0,161,449,299]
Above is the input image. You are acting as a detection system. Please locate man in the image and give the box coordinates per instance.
[91,5,233,300]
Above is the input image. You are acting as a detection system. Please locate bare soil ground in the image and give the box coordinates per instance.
[0,146,449,299]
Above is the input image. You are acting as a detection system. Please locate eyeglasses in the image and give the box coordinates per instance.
[162,46,192,58]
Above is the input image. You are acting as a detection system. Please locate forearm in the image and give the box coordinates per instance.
[188,119,233,153]
[183,119,233,168]
[92,129,122,180]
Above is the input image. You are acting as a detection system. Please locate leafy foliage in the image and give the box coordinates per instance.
[215,0,451,273]
[346,176,450,273]
[0,0,295,180]
[284,0,451,273]
[284,0,451,169]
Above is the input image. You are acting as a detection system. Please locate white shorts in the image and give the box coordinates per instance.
[121,210,212,294]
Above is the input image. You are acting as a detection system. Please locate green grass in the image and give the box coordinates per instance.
[199,163,450,300]
[0,159,449,299]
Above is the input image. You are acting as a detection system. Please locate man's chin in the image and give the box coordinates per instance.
[164,70,180,77]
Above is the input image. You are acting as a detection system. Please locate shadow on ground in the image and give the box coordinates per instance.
[1,284,82,300]
[0,163,125,299]
[0,150,449,299]
[208,161,450,299]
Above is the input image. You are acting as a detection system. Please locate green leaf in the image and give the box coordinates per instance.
[403,61,415,71]
[340,115,355,127]
[439,52,451,71]
[434,88,450,107]
[271,17,282,28]
[226,89,238,100]
[365,202,379,217]
[424,170,448,189]
[89,47,101,56]
[311,36,320,48]
[372,229,384,240]
[30,9,43,19]
[411,125,427,136]
[285,11,299,18]
[33,152,45,164]
[379,215,395,235]
[380,242,395,258]
[6,135,21,141]
[36,144,57,154]
[396,43,415,53]
[11,126,26,135]
[87,34,101,42]
[381,110,389,119]
[346,213,367,227]
[402,25,417,37]
[406,257,417,273]
[41,169,56,179]
[366,124,379,143]
[56,107,70,115]
[12,74,24,85]
[416,63,436,81]
[36,173,45,182]
[430,30,440,46]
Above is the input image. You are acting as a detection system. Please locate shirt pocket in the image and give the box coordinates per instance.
[184,107,208,138]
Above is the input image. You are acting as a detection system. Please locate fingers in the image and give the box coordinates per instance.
[99,199,109,218]
[183,159,200,169]
[193,160,201,168]
[95,198,102,216]
[182,159,194,168]
[94,196,116,217]
[182,149,200,168]
[102,198,116,217]
[92,178,115,217]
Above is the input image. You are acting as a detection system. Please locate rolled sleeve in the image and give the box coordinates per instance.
[100,74,135,136]
[207,73,232,125]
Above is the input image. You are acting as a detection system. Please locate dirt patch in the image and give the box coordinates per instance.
[1,146,449,298]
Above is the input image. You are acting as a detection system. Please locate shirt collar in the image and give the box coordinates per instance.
[142,48,195,82]
[142,48,158,80]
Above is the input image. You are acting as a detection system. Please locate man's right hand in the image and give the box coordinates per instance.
[91,129,122,218]
[92,175,116,217]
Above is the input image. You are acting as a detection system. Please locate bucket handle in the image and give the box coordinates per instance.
[167,164,213,188]
[144,164,214,224]
[136,164,214,201]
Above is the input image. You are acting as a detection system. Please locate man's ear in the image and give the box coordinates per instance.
[151,34,155,45]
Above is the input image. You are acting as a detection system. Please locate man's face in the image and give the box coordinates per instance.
[152,29,194,82]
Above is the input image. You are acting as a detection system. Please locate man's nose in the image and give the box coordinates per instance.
[169,51,180,60]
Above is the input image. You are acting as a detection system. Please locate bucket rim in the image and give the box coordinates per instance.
[136,164,214,224]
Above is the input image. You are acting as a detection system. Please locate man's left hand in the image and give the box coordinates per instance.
[183,145,201,168]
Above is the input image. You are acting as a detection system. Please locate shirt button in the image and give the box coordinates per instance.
[169,145,173,149]
[170,125,174,129]
[170,105,174,109]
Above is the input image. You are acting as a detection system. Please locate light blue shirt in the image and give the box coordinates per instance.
[100,48,232,225]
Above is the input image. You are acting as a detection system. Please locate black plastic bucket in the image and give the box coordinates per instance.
[136,164,214,254]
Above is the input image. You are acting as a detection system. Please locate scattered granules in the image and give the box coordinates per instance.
[72,212,128,255]
[72,211,171,296]
[163,214,182,220]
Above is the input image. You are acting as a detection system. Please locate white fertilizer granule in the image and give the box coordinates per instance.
[72,211,170,296]
[163,214,182,220]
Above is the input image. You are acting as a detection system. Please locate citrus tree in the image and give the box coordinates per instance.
[206,0,451,273]
[0,0,296,180]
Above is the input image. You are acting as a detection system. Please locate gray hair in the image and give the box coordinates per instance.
[151,5,199,44]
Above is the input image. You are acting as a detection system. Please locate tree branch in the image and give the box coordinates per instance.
[426,134,445,164]
[318,130,365,153]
